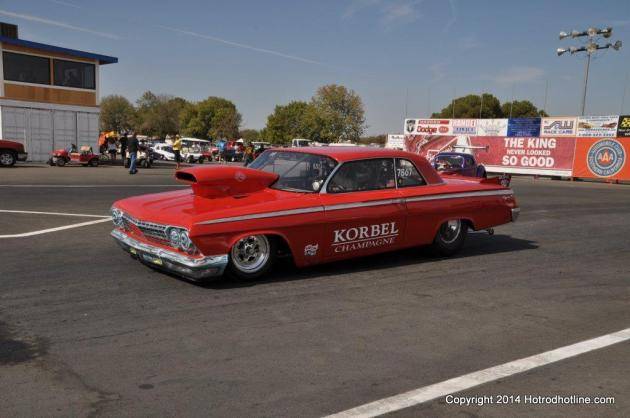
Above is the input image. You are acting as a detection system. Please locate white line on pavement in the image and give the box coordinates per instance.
[0,209,110,218]
[0,184,186,188]
[326,327,630,418]
[0,218,112,239]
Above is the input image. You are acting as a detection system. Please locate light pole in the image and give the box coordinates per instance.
[557,27,622,116]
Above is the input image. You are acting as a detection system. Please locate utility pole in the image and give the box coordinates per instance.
[543,79,549,115]
[557,27,622,116]
[509,84,515,118]
[451,87,456,118]
[404,88,409,119]
[479,90,484,118]
[427,87,432,117]
[621,71,629,114]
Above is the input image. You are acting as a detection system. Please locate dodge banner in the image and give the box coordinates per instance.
[404,135,576,176]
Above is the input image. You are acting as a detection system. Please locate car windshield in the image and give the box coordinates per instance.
[435,155,464,169]
[249,150,337,193]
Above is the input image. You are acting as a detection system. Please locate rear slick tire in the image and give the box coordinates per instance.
[432,219,467,257]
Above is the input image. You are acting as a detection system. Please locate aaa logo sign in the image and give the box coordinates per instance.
[587,139,626,177]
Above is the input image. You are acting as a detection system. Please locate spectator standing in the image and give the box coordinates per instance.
[172,135,182,169]
[127,133,139,175]
[217,139,226,163]
[119,134,128,166]
[243,142,254,166]
[107,135,118,164]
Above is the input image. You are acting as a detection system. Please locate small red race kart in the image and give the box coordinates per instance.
[48,146,100,167]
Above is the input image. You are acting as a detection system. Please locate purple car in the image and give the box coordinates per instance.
[433,152,487,178]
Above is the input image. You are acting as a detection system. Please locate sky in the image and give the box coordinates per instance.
[2,0,630,135]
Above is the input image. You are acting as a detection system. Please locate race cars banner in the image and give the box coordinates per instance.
[576,115,618,137]
[403,115,630,180]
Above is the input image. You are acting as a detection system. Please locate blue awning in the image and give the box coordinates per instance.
[0,35,117,64]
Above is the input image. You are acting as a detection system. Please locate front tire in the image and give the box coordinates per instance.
[227,235,276,280]
[432,220,467,256]
[56,158,66,167]
[0,151,16,167]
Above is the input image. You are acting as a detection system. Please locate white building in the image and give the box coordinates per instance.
[0,22,117,161]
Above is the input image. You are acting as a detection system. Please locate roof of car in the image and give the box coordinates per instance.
[269,146,418,162]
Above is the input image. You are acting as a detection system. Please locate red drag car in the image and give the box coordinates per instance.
[110,147,519,281]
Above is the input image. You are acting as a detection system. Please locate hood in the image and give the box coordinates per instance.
[175,166,279,198]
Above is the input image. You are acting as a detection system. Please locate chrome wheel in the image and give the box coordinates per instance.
[0,152,16,166]
[439,220,461,244]
[230,235,270,273]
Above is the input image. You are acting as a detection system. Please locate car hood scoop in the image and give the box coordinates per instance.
[175,166,279,198]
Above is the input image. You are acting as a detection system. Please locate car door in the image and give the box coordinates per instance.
[319,158,405,261]
[394,158,443,246]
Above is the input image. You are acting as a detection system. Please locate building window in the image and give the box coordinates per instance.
[53,59,95,89]
[3,52,51,85]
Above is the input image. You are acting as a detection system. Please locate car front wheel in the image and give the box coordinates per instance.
[227,235,276,279]
[0,151,16,167]
[432,219,467,256]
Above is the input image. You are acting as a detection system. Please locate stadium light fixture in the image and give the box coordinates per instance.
[557,25,622,115]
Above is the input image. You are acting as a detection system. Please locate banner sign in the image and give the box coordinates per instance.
[451,119,477,135]
[572,137,629,180]
[386,134,404,149]
[576,115,619,137]
[404,119,452,135]
[404,134,576,176]
[477,119,508,136]
[541,117,577,137]
[507,118,541,137]
[616,115,630,137]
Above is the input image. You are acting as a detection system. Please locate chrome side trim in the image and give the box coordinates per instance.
[404,189,513,203]
[324,198,404,212]
[198,206,325,225]
[194,189,513,225]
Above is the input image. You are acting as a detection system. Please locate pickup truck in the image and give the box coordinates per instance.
[0,139,28,167]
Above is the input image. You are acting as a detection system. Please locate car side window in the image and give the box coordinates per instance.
[327,158,395,193]
[396,159,426,187]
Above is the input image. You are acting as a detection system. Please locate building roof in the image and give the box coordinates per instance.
[0,35,117,64]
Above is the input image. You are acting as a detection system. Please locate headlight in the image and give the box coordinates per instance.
[180,230,193,252]
[166,227,197,254]
[168,227,181,248]
[111,207,124,227]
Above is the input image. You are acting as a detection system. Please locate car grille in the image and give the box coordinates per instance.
[122,214,169,245]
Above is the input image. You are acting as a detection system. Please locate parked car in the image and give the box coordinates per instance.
[125,145,153,168]
[152,143,176,161]
[48,146,99,167]
[110,147,519,282]
[433,152,487,178]
[181,138,210,163]
[0,139,28,167]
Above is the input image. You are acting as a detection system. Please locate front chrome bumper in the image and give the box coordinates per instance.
[111,229,228,280]
[511,207,520,222]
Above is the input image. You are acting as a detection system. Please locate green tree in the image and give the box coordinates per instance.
[263,101,311,144]
[501,100,549,118]
[100,95,135,132]
[239,129,260,141]
[432,94,503,118]
[180,97,241,139]
[135,91,188,138]
[310,84,366,142]
[358,134,387,146]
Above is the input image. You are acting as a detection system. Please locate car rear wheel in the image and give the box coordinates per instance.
[227,235,276,279]
[0,151,16,167]
[89,159,99,167]
[432,219,467,256]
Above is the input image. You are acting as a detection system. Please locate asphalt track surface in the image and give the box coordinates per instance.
[1,163,628,417]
